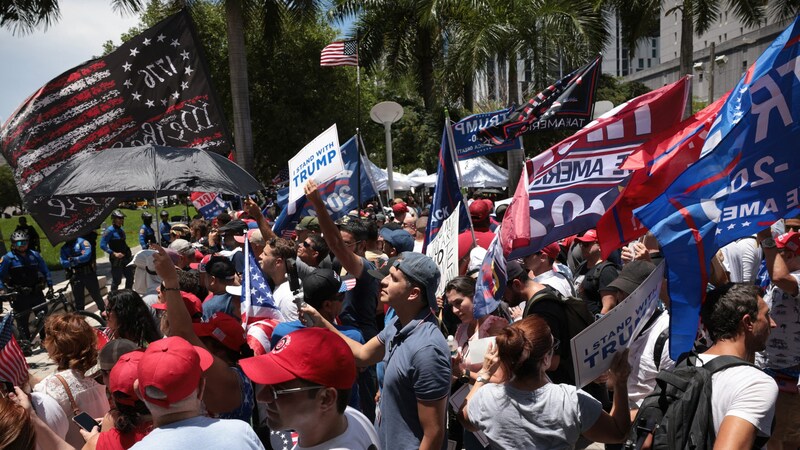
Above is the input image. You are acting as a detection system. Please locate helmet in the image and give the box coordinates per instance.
[111,210,125,219]
[141,212,153,219]
[159,210,169,218]
[10,230,29,243]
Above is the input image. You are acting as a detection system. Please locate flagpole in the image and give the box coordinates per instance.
[356,34,362,216]
[444,109,476,246]
[359,134,385,212]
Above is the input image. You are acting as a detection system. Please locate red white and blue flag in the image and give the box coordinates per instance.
[474,227,506,319]
[190,191,230,220]
[0,314,28,387]
[240,239,283,327]
[501,76,690,259]
[0,10,231,243]
[635,16,800,358]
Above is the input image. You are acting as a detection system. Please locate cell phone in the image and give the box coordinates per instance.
[0,380,13,395]
[72,412,100,432]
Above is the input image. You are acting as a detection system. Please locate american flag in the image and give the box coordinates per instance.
[240,239,283,327]
[0,314,28,387]
[320,41,358,67]
[271,166,290,185]
[0,10,231,243]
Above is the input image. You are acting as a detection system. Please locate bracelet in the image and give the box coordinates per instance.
[161,286,180,292]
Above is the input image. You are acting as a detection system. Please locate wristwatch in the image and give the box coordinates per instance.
[475,374,489,384]
[761,237,777,249]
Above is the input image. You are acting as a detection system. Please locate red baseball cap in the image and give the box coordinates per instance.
[777,232,800,252]
[392,202,408,215]
[193,312,246,352]
[109,350,144,406]
[189,254,213,272]
[576,229,598,243]
[469,200,491,222]
[239,328,356,390]
[152,291,203,322]
[136,336,213,407]
[539,242,561,260]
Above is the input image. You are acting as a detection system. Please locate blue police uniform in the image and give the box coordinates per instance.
[0,249,52,342]
[60,238,104,311]
[139,223,156,248]
[101,224,133,292]
[159,220,171,244]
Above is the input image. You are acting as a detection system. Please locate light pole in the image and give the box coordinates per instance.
[370,101,404,200]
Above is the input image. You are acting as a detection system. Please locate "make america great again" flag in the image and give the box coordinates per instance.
[0,10,231,242]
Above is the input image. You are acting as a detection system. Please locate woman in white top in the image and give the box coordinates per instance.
[33,313,110,448]
[460,315,632,450]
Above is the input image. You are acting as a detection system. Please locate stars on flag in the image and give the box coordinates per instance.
[143,37,151,46]
[129,47,140,57]
[132,92,141,101]
[157,33,166,42]
[171,39,180,47]
[122,62,132,72]
[180,50,190,60]
[185,66,194,76]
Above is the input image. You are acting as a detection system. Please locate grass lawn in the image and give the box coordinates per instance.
[0,204,198,270]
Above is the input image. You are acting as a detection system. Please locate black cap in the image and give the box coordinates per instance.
[205,256,235,280]
[218,219,248,235]
[605,260,656,295]
[111,210,126,219]
[302,269,346,305]
[506,260,526,282]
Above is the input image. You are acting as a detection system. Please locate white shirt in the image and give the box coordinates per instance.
[533,270,575,298]
[627,311,675,408]
[273,281,298,322]
[294,407,381,450]
[720,237,761,283]
[697,353,777,438]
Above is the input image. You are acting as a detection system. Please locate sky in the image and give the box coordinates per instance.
[0,1,141,121]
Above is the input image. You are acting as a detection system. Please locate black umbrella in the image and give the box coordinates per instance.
[31,144,263,199]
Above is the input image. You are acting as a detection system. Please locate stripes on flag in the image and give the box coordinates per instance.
[241,239,283,327]
[0,314,28,387]
[320,40,358,67]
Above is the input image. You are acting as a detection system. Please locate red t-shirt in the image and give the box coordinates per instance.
[96,423,151,450]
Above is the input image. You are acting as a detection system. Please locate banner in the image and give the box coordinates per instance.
[426,202,461,298]
[0,10,231,243]
[190,191,229,220]
[635,16,800,357]
[272,136,377,233]
[473,226,506,319]
[501,77,690,260]
[478,55,601,145]
[288,124,343,204]
[452,109,522,160]
[425,123,470,251]
[571,262,664,387]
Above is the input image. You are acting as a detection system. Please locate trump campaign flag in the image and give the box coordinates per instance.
[272,136,377,234]
[596,94,728,258]
[0,10,231,243]
[502,76,690,260]
[478,55,601,145]
[451,109,523,160]
[474,227,506,318]
[425,124,471,250]
[635,16,800,358]
[190,192,230,220]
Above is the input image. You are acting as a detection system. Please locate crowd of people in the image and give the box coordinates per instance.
[0,181,797,450]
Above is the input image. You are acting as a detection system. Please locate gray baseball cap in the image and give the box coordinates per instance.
[394,252,440,310]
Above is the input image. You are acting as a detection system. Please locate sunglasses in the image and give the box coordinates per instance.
[13,241,27,246]
[261,384,323,402]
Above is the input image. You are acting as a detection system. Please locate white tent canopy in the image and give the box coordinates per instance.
[411,156,509,188]
[363,156,418,191]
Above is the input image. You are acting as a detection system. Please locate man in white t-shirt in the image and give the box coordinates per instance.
[259,237,299,321]
[240,328,380,450]
[523,242,574,298]
[698,283,778,448]
[756,228,800,449]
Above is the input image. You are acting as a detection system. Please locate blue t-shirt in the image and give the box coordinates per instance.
[216,366,254,423]
[376,311,451,450]
[129,415,264,450]
[203,293,235,320]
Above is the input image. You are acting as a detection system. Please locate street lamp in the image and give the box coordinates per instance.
[370,101,404,199]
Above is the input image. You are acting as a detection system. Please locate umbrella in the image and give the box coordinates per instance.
[31,144,263,199]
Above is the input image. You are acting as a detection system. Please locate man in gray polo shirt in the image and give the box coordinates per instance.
[303,251,451,450]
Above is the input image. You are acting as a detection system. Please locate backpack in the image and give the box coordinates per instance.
[626,353,766,450]
[523,286,594,345]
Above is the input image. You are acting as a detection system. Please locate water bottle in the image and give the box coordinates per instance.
[447,335,458,358]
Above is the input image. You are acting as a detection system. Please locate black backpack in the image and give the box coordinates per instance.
[626,353,766,450]
[523,286,594,343]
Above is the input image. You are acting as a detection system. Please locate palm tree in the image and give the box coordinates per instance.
[0,0,143,34]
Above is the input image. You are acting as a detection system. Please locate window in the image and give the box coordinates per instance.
[699,72,704,82]
[704,40,707,48]
[648,59,652,68]
[487,60,496,101]
[524,59,532,82]
[725,11,728,21]
[724,33,727,40]
[639,58,644,69]
[742,60,748,73]
[652,46,657,58]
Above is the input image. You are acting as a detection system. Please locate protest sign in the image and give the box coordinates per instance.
[451,109,522,160]
[571,262,665,388]
[288,124,343,204]
[426,202,460,297]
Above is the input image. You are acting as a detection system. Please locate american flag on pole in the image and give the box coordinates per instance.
[0,10,231,244]
[240,239,283,327]
[0,314,28,387]
[320,40,358,67]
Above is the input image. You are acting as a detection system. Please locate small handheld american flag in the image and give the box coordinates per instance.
[0,314,28,387]
[320,40,358,67]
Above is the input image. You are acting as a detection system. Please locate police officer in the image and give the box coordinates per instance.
[60,237,105,312]
[100,210,133,292]
[0,230,52,347]
[159,210,171,244]
[139,212,157,248]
